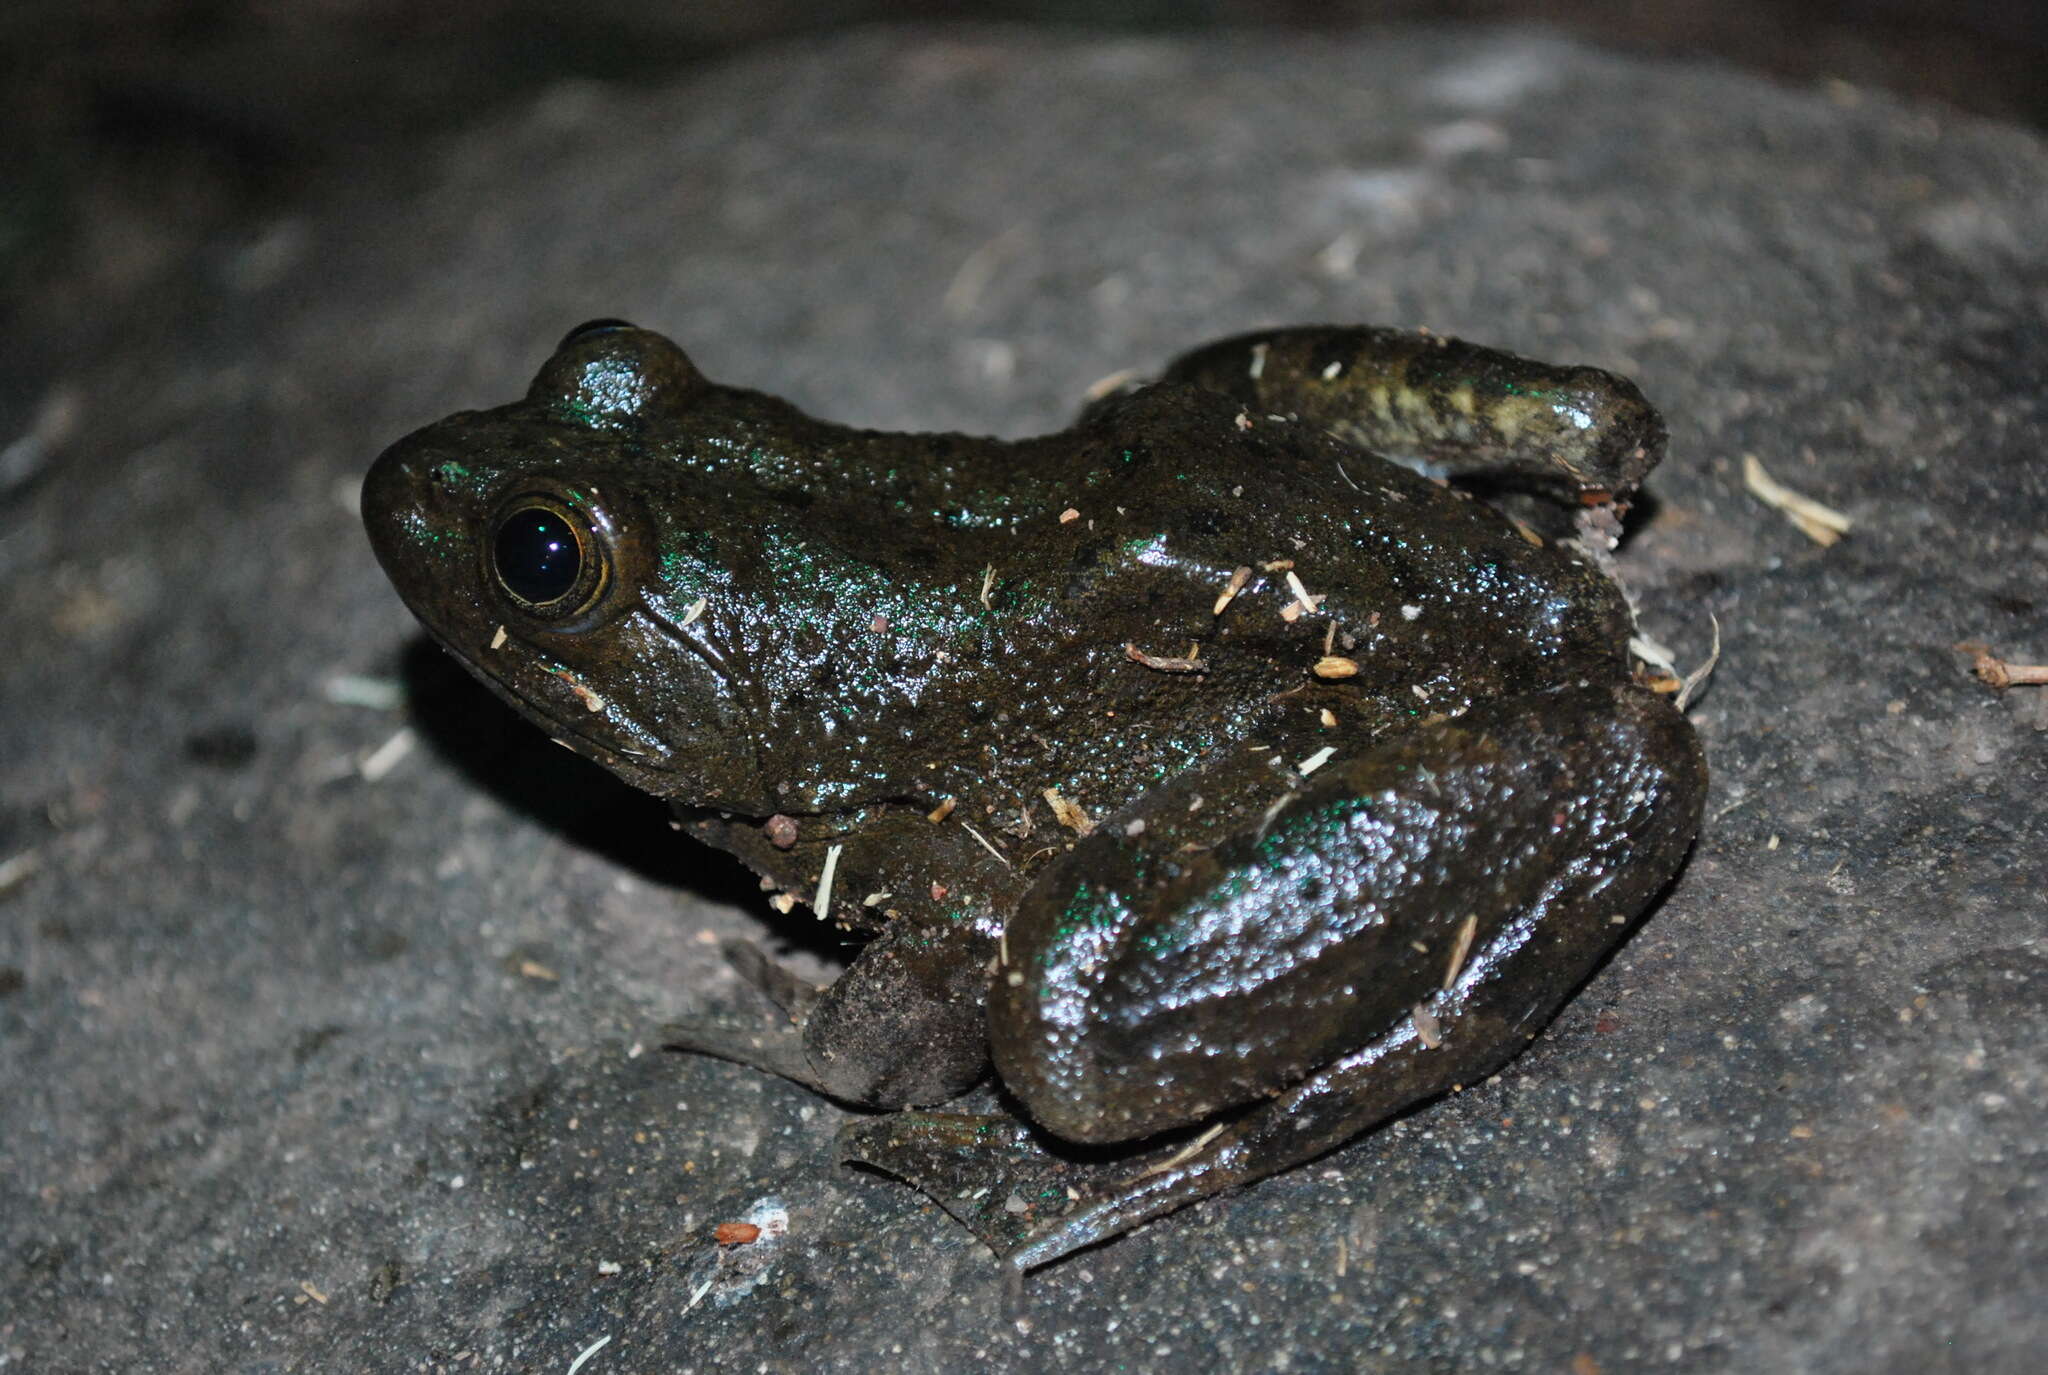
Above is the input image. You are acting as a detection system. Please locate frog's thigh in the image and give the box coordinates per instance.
[1003,873,1644,1271]
[990,683,1705,1148]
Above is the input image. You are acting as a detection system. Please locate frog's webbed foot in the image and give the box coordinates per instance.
[840,1111,1130,1261]
[843,1095,1380,1270]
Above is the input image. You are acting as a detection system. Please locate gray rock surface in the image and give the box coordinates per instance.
[3,24,2044,1374]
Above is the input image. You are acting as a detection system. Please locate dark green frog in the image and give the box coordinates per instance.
[363,320,1705,1269]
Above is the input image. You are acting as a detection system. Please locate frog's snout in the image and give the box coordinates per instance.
[360,442,428,587]
[361,433,485,602]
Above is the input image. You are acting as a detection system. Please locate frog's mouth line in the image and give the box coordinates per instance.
[421,622,684,788]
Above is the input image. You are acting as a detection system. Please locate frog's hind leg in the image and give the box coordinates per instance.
[1156,326,1667,504]
[843,932,1598,1272]
[843,683,1704,1267]
[999,857,1671,1271]
[840,904,1645,1271]
[993,683,1702,1148]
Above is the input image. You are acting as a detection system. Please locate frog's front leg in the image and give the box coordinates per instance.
[844,683,1704,1266]
[1155,326,1667,501]
[664,916,996,1108]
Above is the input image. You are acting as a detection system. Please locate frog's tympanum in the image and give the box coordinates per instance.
[364,320,1705,1269]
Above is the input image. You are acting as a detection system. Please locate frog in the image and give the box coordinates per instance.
[362,317,1706,1270]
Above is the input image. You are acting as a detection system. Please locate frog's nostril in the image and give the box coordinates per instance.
[360,452,403,527]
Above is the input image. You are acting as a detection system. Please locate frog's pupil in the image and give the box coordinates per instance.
[495,507,581,606]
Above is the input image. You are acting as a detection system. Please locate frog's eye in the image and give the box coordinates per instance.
[490,496,608,618]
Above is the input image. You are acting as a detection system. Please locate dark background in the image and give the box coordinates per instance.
[6,0,2047,379]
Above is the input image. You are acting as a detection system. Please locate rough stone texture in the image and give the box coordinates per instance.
[3,25,2044,1374]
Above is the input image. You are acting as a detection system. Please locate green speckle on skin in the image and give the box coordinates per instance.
[653,539,727,611]
[1050,881,1130,946]
[758,528,1022,646]
[1253,797,1367,865]
[400,510,462,562]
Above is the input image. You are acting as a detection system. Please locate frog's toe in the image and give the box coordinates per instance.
[659,1012,819,1089]
[718,937,822,1019]
[839,1108,1237,1266]
[838,1111,1091,1257]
